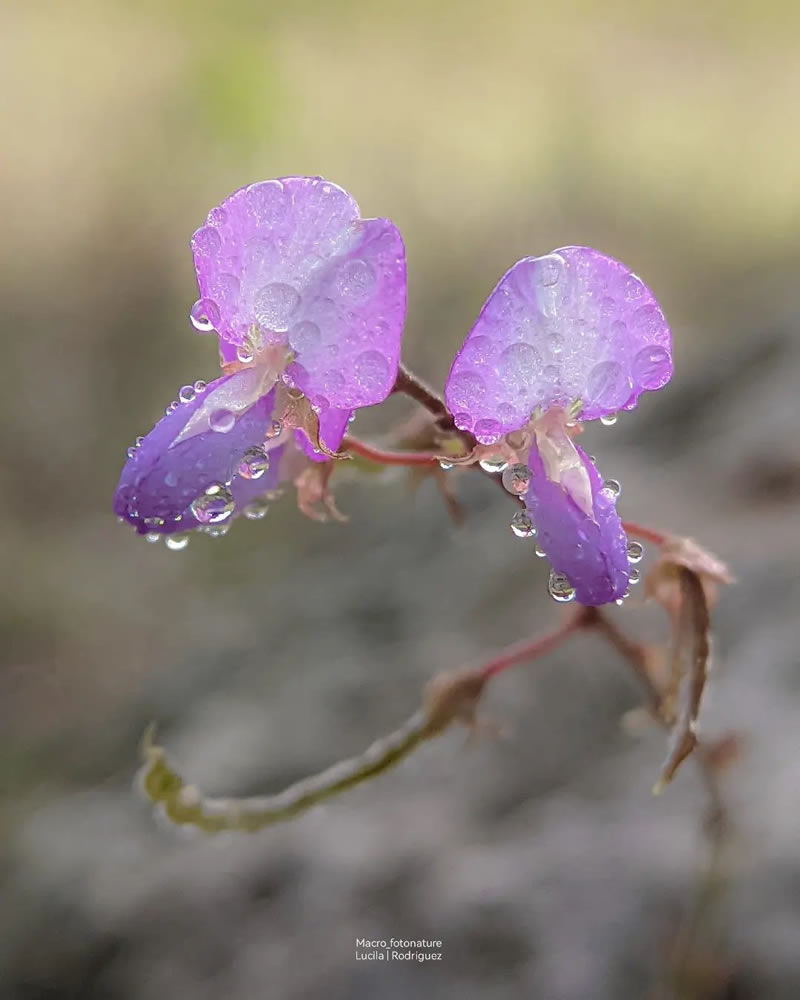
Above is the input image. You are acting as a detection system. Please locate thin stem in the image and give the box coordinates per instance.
[392,363,458,432]
[622,521,668,546]
[478,607,591,681]
[343,435,443,467]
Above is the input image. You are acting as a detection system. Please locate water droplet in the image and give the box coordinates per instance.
[191,226,222,257]
[548,570,575,603]
[178,384,196,404]
[204,522,231,538]
[498,342,543,383]
[237,445,269,480]
[254,283,300,332]
[534,543,547,558]
[633,344,671,389]
[165,534,189,551]
[337,259,376,300]
[209,409,235,434]
[602,478,621,499]
[145,532,161,543]
[600,413,618,426]
[190,483,234,524]
[615,597,625,606]
[474,420,503,445]
[439,460,454,471]
[626,540,644,563]
[447,372,486,410]
[189,298,220,332]
[621,587,631,599]
[193,379,207,393]
[479,456,508,473]
[243,498,270,520]
[236,345,254,364]
[126,446,137,459]
[353,350,390,391]
[510,510,536,538]
[587,360,632,410]
[629,568,641,584]
[502,463,531,496]
[164,471,178,487]
[288,320,321,353]
[165,400,178,415]
[265,419,283,440]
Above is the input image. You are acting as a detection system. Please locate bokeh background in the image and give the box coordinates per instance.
[3,0,800,997]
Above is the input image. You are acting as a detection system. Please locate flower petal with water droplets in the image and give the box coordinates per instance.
[193,177,406,409]
[445,247,672,440]
[524,440,629,605]
[113,372,285,535]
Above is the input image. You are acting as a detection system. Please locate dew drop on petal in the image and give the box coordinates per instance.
[145,532,161,543]
[205,522,231,538]
[254,283,300,332]
[190,298,220,332]
[534,543,547,558]
[548,570,576,603]
[601,478,621,499]
[209,409,236,434]
[626,540,644,563]
[632,345,671,389]
[502,463,531,496]
[629,568,641,584]
[510,510,536,538]
[236,345,255,364]
[165,534,189,551]
[243,498,270,520]
[237,445,269,480]
[265,419,283,440]
[178,384,196,404]
[193,379,207,393]
[474,419,503,445]
[600,413,618,427]
[127,446,137,459]
[190,483,235,524]
[439,460,453,471]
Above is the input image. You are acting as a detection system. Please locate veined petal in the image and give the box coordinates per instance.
[525,440,629,605]
[192,177,406,410]
[445,246,672,442]
[113,372,285,535]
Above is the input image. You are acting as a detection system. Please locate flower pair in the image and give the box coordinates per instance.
[114,178,673,604]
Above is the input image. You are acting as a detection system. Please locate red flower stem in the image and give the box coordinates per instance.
[478,607,592,681]
[343,436,443,467]
[622,521,668,546]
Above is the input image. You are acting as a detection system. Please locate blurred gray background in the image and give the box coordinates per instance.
[2,1,800,997]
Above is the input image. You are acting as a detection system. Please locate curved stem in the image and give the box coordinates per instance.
[479,607,591,680]
[622,521,668,546]
[343,435,443,467]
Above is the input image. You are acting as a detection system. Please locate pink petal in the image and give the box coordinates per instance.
[445,247,672,442]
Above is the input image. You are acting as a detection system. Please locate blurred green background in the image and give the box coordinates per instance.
[2,1,800,997]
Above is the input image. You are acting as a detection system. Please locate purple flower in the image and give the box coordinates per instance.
[445,247,672,605]
[114,177,407,539]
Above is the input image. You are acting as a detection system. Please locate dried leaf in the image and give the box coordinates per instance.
[655,568,710,791]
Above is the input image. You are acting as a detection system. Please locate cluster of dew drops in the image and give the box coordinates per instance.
[123,378,285,552]
[439,411,644,604]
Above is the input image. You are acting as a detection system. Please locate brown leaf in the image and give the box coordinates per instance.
[655,568,711,790]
